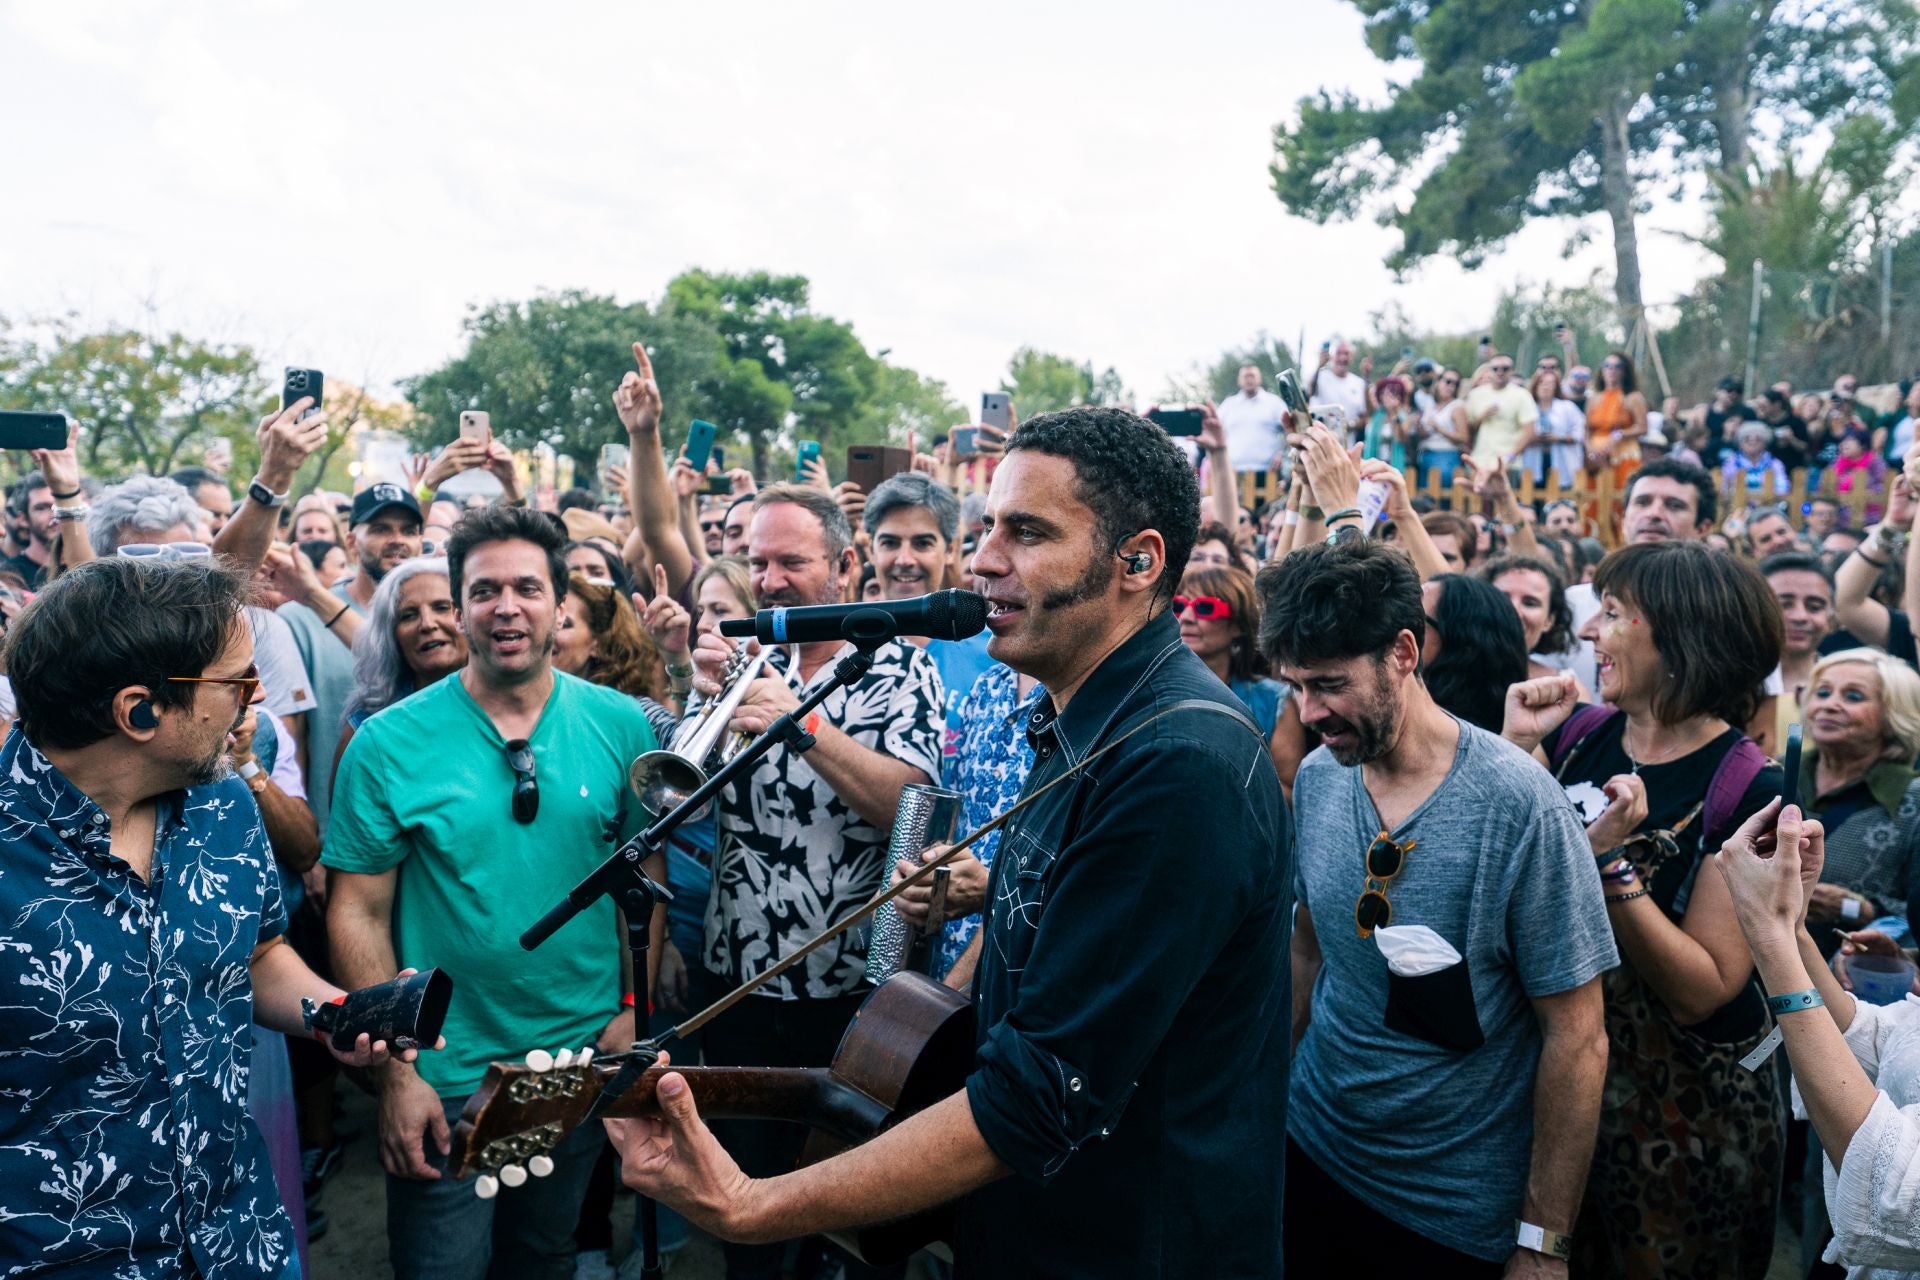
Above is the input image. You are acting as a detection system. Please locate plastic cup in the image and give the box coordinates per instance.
[1847,953,1917,1006]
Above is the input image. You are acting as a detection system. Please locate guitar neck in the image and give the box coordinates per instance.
[603,1066,889,1142]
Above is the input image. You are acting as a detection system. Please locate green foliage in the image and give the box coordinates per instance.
[997,347,1129,417]
[0,318,269,481]
[401,290,722,476]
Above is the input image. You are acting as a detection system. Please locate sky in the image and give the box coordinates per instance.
[0,2,1721,410]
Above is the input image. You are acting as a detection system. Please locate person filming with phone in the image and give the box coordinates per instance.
[0,556,433,1280]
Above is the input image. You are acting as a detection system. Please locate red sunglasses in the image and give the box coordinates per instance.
[1173,595,1232,621]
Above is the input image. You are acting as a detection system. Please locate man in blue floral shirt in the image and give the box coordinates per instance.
[0,557,427,1279]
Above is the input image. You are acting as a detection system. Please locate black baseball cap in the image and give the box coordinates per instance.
[1717,376,1744,394]
[349,483,423,528]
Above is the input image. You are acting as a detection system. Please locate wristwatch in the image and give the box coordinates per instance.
[248,478,289,509]
[1515,1221,1573,1261]
[1877,526,1909,557]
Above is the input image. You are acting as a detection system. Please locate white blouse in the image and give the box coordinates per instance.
[1798,994,1920,1276]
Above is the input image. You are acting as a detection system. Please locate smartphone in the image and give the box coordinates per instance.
[598,442,630,485]
[705,475,733,496]
[1275,369,1308,415]
[847,444,912,492]
[459,410,492,449]
[281,367,325,422]
[711,444,727,472]
[795,440,822,482]
[981,393,1012,433]
[1554,321,1567,335]
[950,426,980,458]
[1782,722,1803,811]
[683,420,717,473]
[0,411,68,451]
[1400,346,1415,361]
[1146,408,1206,436]
[1319,341,1331,353]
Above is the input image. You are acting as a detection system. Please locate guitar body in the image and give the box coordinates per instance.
[804,969,975,1264]
[451,972,974,1266]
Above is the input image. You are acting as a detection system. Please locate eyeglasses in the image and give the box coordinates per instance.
[1489,364,1513,373]
[505,738,539,824]
[699,520,725,532]
[1602,360,1625,370]
[1355,830,1416,938]
[1172,595,1232,621]
[1439,375,1460,385]
[166,662,261,705]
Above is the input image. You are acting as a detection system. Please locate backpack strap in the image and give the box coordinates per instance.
[1548,704,1620,775]
[1702,735,1771,843]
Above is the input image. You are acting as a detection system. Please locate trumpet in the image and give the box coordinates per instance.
[627,646,768,820]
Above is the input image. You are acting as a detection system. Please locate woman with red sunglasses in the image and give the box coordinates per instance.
[1176,564,1290,775]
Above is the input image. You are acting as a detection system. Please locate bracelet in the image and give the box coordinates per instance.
[1600,865,1638,885]
[1765,987,1825,1016]
[1324,507,1362,524]
[1856,546,1892,568]
[621,992,636,1009]
[325,601,352,628]
[1605,888,1651,904]
[54,503,91,522]
[1301,505,1324,521]
[50,488,81,501]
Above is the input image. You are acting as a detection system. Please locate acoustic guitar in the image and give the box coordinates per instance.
[450,970,974,1265]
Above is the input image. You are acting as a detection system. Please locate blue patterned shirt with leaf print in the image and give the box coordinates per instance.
[0,727,292,1280]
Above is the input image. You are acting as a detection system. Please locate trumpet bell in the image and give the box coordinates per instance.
[628,748,712,821]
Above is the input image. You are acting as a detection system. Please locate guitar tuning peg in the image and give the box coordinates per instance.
[529,1154,555,1178]
[500,1163,529,1188]
[555,1048,575,1069]
[475,1174,500,1200]
[577,1046,594,1067]
[525,1049,554,1073]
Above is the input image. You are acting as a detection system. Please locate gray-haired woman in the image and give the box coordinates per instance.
[333,557,466,773]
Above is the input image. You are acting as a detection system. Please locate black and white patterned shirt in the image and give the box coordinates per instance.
[700,639,943,999]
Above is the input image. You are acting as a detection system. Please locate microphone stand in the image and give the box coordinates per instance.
[524,616,894,1279]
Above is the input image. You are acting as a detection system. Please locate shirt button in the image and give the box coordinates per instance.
[1069,1077,1083,1092]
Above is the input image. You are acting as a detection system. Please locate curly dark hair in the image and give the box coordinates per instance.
[1477,552,1575,655]
[447,504,570,606]
[566,573,667,701]
[1257,539,1423,669]
[1007,406,1200,604]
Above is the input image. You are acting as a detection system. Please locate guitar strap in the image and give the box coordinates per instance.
[648,696,1259,1046]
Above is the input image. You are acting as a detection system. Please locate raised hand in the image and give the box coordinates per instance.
[483,440,522,503]
[636,564,691,656]
[1501,671,1578,752]
[29,420,82,497]
[1356,457,1412,521]
[671,455,705,500]
[422,439,489,492]
[832,481,866,526]
[614,342,664,437]
[728,468,757,497]
[1198,401,1227,455]
[799,453,831,493]
[1286,421,1361,514]
[256,398,331,492]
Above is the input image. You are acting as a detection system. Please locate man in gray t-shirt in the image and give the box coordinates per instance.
[1260,536,1616,1273]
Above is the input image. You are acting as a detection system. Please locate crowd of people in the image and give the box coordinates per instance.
[10,330,1920,1280]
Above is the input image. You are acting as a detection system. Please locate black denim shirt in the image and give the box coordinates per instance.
[955,611,1293,1279]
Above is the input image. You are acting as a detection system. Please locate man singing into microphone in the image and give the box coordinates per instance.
[683,482,944,1280]
[611,411,1292,1277]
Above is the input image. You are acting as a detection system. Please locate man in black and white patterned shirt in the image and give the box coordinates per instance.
[686,481,943,1280]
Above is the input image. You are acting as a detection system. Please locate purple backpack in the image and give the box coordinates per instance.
[1548,704,1769,844]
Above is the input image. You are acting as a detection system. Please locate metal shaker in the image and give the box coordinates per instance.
[864,783,963,984]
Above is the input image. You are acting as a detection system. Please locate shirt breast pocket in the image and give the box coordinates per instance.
[996,827,1059,940]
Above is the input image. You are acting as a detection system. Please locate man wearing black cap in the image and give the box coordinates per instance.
[1756,387,1810,472]
[279,483,424,836]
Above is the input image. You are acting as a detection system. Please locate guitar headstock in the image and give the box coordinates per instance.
[452,1045,630,1196]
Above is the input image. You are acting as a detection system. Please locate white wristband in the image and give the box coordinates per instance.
[237,760,262,781]
[1841,896,1862,922]
[1283,511,1300,527]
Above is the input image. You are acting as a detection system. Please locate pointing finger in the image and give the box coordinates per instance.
[631,342,656,381]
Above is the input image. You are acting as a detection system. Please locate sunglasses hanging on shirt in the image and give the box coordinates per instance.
[505,738,539,824]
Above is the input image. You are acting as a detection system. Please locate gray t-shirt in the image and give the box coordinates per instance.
[1289,717,1618,1261]
[278,598,364,836]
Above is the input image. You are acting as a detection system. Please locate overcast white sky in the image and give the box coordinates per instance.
[1,2,1718,408]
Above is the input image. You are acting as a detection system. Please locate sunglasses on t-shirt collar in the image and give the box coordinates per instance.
[505,739,538,824]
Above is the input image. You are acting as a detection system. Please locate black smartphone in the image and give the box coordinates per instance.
[950,426,980,457]
[847,445,911,493]
[684,420,717,473]
[1147,408,1206,436]
[981,393,1012,432]
[1782,722,1803,811]
[705,475,733,496]
[0,411,69,451]
[711,444,726,471]
[1275,369,1308,415]
[282,367,324,422]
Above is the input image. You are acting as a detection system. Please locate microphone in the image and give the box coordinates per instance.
[720,589,988,645]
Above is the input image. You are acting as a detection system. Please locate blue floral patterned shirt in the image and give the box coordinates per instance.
[0,728,292,1280]
[938,664,1043,974]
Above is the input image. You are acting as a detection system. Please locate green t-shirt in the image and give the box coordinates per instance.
[323,670,657,1097]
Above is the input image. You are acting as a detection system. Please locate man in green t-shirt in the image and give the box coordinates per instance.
[326,504,663,1279]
